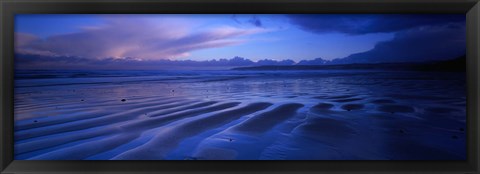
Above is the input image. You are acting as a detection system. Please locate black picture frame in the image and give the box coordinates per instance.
[1,0,479,173]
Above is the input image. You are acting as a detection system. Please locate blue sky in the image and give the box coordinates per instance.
[15,14,465,68]
[15,14,396,61]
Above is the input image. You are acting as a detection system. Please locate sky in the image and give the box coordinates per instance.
[14,14,466,69]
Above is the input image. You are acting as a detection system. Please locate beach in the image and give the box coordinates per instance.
[14,69,466,160]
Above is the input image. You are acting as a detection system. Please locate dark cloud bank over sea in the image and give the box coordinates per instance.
[287,14,465,35]
[287,14,466,64]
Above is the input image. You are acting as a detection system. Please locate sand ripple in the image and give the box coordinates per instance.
[14,70,466,160]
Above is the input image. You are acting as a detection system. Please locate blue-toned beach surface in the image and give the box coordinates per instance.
[14,69,466,160]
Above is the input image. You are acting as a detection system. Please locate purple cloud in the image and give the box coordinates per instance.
[15,16,264,60]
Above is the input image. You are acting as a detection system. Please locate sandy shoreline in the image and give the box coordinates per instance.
[14,70,466,160]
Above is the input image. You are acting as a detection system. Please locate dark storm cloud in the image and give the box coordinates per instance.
[333,23,466,64]
[288,14,465,35]
[248,16,263,27]
[231,15,263,28]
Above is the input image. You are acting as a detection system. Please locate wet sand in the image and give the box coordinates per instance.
[14,70,466,160]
